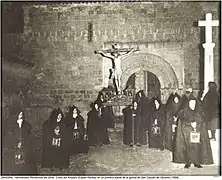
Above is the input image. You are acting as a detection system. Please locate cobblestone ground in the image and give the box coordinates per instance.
[39,129,220,176]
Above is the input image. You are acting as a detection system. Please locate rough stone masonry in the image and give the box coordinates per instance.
[2,1,220,121]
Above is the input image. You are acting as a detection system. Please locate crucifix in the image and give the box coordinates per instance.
[95,44,139,95]
[198,13,219,98]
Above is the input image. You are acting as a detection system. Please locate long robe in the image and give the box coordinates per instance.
[123,106,143,145]
[137,97,150,145]
[96,98,115,128]
[87,109,104,146]
[202,89,220,130]
[100,109,111,145]
[2,120,38,175]
[164,94,181,151]
[102,105,115,128]
[123,106,133,145]
[66,115,89,154]
[90,101,110,145]
[42,118,70,168]
[148,105,166,149]
[173,108,214,164]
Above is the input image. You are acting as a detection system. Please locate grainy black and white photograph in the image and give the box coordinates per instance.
[1,0,221,177]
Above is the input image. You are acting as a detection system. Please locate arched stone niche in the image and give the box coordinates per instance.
[122,53,179,90]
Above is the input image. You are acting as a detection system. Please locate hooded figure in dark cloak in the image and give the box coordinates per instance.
[175,88,193,116]
[42,108,70,169]
[173,95,214,168]
[87,102,110,146]
[148,97,166,150]
[2,108,38,175]
[96,91,115,128]
[95,100,111,145]
[123,101,143,147]
[202,82,220,140]
[65,106,89,154]
[164,92,181,151]
[135,90,150,145]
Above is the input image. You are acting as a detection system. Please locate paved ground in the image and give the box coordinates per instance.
[39,129,220,176]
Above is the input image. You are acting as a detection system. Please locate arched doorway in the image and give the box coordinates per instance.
[122,53,179,89]
[124,70,161,100]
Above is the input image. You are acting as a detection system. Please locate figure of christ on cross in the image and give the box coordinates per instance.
[95,44,139,95]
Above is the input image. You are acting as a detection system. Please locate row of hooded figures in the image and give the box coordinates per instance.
[2,82,220,175]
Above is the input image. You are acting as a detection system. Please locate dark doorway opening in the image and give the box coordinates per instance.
[124,71,161,100]
[144,71,161,100]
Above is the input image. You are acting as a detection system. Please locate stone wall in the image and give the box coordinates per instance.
[2,33,32,110]
[2,2,220,152]
[20,1,220,107]
[2,2,220,115]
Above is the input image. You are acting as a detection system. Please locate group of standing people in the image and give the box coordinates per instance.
[41,105,89,169]
[123,81,220,168]
[2,82,220,174]
[2,91,115,175]
[123,90,167,150]
[2,105,89,175]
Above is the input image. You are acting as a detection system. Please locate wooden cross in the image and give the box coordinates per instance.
[198,13,219,93]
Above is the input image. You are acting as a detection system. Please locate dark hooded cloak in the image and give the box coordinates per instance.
[164,93,182,151]
[87,102,105,146]
[65,105,88,154]
[95,100,111,145]
[202,82,220,130]
[175,90,193,116]
[2,108,38,175]
[135,90,150,145]
[122,101,143,146]
[173,95,214,165]
[96,91,115,128]
[42,108,70,168]
[148,97,166,149]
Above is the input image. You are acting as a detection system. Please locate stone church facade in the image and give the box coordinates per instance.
[2,1,220,120]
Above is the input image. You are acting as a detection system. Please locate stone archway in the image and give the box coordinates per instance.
[122,53,179,90]
[125,70,161,100]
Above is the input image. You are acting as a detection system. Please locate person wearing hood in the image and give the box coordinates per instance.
[202,82,220,140]
[87,102,105,146]
[164,92,181,151]
[135,90,150,145]
[2,108,38,175]
[173,95,214,168]
[175,88,193,116]
[42,108,70,169]
[96,91,115,129]
[65,105,88,154]
[123,100,143,147]
[148,97,166,150]
[95,100,111,145]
